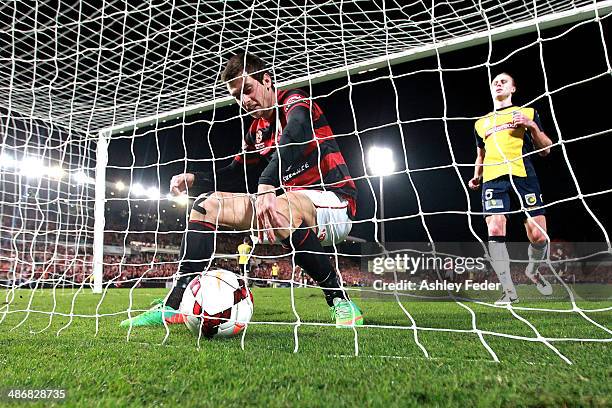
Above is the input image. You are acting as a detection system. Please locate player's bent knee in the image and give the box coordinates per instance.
[488,225,504,237]
[486,215,506,236]
[190,191,215,221]
[529,227,547,244]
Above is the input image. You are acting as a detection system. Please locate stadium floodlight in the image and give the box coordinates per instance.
[174,194,189,206]
[367,146,395,177]
[367,146,395,244]
[0,152,16,168]
[131,183,145,196]
[166,192,189,206]
[146,186,160,200]
[20,157,45,179]
[115,180,125,191]
[74,170,93,185]
[47,165,64,179]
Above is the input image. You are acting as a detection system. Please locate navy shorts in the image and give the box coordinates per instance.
[481,175,545,217]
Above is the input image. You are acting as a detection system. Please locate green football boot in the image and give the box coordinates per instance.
[330,298,364,328]
[119,298,185,327]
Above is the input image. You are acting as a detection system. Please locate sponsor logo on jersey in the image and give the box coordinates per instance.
[484,199,504,210]
[255,129,263,144]
[485,122,517,137]
[282,162,310,182]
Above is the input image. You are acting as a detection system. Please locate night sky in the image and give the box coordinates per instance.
[107,17,611,243]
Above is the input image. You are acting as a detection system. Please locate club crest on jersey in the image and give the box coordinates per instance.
[524,193,537,206]
[318,227,327,242]
[255,129,263,144]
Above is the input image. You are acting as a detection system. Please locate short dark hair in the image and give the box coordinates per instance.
[493,72,516,88]
[221,52,270,84]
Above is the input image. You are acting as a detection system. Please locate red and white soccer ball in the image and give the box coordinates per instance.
[180,269,254,339]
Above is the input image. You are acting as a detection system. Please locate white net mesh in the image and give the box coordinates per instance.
[1,1,611,363]
[0,0,604,132]
[0,113,95,293]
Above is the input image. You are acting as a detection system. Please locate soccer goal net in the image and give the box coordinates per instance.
[1,0,610,362]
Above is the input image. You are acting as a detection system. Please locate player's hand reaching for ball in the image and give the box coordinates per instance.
[256,184,282,243]
[468,176,481,190]
[169,173,195,196]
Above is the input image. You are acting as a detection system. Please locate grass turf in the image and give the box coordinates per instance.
[0,287,610,407]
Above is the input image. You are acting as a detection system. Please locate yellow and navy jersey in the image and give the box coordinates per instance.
[474,105,543,182]
[237,243,252,265]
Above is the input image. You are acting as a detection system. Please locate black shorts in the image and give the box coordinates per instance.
[482,175,545,217]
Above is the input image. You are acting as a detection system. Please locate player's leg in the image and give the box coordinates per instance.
[271,192,350,304]
[486,215,518,304]
[523,215,552,295]
[242,262,252,287]
[121,191,253,327]
[275,190,363,326]
[518,177,553,296]
[483,178,518,304]
[164,191,254,307]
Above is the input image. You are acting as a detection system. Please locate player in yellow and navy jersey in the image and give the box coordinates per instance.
[237,237,252,277]
[468,73,554,304]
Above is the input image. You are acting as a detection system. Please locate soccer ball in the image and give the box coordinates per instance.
[180,269,254,339]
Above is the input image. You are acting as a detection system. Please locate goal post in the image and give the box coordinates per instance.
[92,130,110,294]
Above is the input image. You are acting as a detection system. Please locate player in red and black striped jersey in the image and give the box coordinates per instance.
[120,52,363,328]
[190,87,357,218]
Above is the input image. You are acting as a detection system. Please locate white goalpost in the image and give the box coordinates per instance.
[1,0,611,362]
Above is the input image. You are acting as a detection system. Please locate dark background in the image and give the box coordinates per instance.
[107,17,611,243]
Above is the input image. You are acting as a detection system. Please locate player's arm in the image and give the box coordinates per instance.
[258,104,312,187]
[469,128,486,190]
[513,111,552,156]
[192,160,245,191]
[170,130,264,196]
[169,160,243,196]
[257,104,313,241]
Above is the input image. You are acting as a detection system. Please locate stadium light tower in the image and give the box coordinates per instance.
[20,157,45,179]
[367,146,395,244]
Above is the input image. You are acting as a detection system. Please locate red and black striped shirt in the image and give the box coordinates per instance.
[215,89,357,217]
[256,89,356,217]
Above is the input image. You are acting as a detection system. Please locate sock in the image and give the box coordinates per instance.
[526,241,547,277]
[282,222,347,307]
[165,220,216,309]
[488,236,516,296]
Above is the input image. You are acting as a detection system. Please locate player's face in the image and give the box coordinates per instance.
[491,74,515,100]
[228,73,274,119]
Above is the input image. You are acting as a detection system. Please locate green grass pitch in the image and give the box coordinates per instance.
[0,287,610,407]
